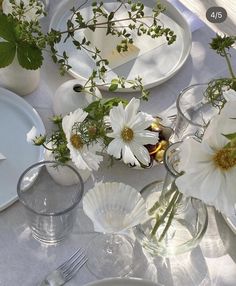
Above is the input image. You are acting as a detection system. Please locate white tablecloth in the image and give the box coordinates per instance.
[0,1,236,285]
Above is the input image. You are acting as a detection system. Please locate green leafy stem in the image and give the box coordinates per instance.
[204,34,236,109]
[148,184,183,241]
[0,0,176,100]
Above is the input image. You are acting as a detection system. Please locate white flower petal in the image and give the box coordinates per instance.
[216,168,236,216]
[176,164,220,203]
[134,130,159,145]
[26,126,37,143]
[204,115,235,148]
[106,131,120,139]
[70,147,89,170]
[129,141,150,166]
[62,108,87,133]
[122,144,140,166]
[67,141,102,171]
[62,108,88,144]
[109,103,126,132]
[130,112,154,131]
[125,98,140,125]
[107,138,123,159]
[178,138,213,172]
[79,146,103,171]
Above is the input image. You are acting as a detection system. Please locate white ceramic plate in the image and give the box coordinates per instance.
[84,277,161,286]
[49,0,191,91]
[0,88,45,211]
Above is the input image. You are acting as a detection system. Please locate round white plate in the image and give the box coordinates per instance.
[49,0,191,91]
[84,277,161,286]
[0,87,45,211]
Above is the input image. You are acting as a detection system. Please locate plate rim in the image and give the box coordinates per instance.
[0,87,45,211]
[223,214,236,235]
[83,277,161,286]
[49,0,192,92]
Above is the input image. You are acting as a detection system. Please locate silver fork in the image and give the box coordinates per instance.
[38,248,88,286]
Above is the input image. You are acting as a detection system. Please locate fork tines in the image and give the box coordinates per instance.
[59,248,88,281]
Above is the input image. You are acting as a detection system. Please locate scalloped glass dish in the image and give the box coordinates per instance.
[0,87,45,211]
[49,0,191,91]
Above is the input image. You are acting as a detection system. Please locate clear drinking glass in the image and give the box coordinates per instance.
[170,83,218,142]
[17,161,84,244]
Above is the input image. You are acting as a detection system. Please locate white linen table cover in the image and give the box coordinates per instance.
[0,0,236,285]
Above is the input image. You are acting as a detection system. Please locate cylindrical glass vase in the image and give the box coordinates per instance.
[170,83,219,142]
[133,142,208,257]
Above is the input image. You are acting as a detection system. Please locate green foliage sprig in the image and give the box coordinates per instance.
[0,0,176,100]
[204,34,236,109]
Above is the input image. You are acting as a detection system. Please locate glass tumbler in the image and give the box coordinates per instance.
[17,161,84,244]
[170,83,219,142]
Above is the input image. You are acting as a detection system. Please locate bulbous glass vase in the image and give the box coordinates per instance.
[133,142,208,257]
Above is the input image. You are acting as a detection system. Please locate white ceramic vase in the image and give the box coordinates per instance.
[52,79,102,116]
[0,58,40,96]
[44,147,91,185]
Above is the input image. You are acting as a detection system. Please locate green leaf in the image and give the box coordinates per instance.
[17,44,43,70]
[0,42,16,67]
[108,12,114,21]
[222,132,236,141]
[109,83,118,92]
[111,78,119,84]
[0,14,16,42]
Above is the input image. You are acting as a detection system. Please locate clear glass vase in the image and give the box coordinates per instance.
[133,142,208,257]
[170,83,219,142]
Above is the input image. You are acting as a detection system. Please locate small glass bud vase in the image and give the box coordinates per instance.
[133,142,208,257]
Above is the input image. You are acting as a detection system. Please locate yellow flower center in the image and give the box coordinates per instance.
[121,127,134,142]
[70,134,83,149]
[213,148,236,170]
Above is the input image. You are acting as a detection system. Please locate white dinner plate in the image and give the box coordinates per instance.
[0,87,45,211]
[84,277,161,286]
[49,0,191,91]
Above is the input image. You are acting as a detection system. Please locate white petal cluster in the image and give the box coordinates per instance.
[176,101,236,216]
[106,98,159,167]
[62,109,103,171]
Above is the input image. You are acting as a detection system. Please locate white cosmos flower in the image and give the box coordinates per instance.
[62,108,103,171]
[175,106,236,216]
[223,89,236,102]
[106,98,159,167]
